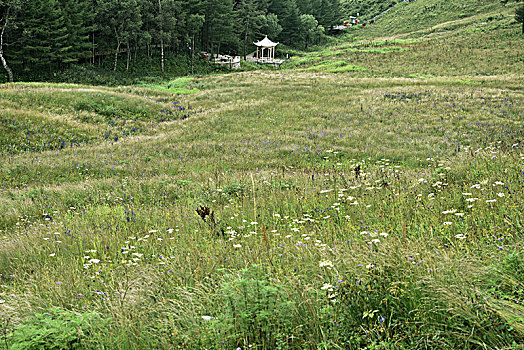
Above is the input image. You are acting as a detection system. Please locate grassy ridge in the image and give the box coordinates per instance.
[0,0,523,348]
[0,84,192,155]
[287,0,524,77]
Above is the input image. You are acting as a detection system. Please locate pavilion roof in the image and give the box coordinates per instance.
[253,36,279,47]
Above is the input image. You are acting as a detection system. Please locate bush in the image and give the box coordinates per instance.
[9,308,107,350]
[211,265,297,349]
[50,55,223,86]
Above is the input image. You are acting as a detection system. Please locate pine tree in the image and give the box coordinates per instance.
[47,0,71,69]
[59,0,93,65]
[15,0,69,75]
[269,0,301,45]
[318,0,341,30]
[203,0,235,55]
[235,0,264,59]
[296,0,321,17]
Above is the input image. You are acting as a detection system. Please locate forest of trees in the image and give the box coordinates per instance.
[0,0,350,82]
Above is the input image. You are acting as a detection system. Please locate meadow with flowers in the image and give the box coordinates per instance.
[0,1,524,349]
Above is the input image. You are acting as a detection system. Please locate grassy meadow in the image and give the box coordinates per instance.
[1,0,524,349]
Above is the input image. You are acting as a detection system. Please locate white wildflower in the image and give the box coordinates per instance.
[319,260,334,269]
[321,283,334,291]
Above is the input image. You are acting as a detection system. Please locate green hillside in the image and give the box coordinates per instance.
[287,0,524,77]
[0,0,523,349]
[346,0,507,34]
[340,0,397,19]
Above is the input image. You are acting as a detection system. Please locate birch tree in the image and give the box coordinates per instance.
[98,0,142,71]
[187,13,204,74]
[154,0,179,73]
[0,0,22,82]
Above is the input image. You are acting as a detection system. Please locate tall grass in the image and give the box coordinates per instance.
[0,0,523,348]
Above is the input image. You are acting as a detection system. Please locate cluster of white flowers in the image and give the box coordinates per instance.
[319,260,334,269]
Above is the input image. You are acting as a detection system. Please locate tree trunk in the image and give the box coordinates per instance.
[243,22,248,61]
[0,51,13,83]
[191,34,195,75]
[114,41,120,71]
[92,31,95,65]
[113,27,121,71]
[160,38,165,73]
[158,0,165,73]
[0,11,14,83]
[126,43,130,71]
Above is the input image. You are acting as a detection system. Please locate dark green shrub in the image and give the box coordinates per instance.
[9,308,107,350]
[223,183,247,198]
[213,265,297,349]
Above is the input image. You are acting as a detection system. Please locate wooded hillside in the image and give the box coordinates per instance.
[0,0,343,81]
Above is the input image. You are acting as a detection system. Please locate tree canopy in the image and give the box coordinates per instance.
[0,0,344,81]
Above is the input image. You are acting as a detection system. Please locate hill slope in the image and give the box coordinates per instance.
[286,0,524,77]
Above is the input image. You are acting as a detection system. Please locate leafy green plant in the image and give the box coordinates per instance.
[9,308,107,350]
[223,183,247,198]
[213,265,297,349]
